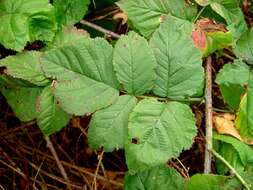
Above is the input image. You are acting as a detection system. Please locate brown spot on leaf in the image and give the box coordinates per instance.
[131,138,139,144]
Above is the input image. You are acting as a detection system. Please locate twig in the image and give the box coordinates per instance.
[44,136,72,190]
[33,161,44,190]
[176,158,189,179]
[204,56,213,174]
[80,20,121,38]
[19,144,123,187]
[0,159,27,179]
[210,149,251,190]
[30,162,83,189]
[92,150,105,190]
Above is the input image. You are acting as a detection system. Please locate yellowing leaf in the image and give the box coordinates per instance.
[194,0,211,6]
[213,113,242,141]
[192,18,233,57]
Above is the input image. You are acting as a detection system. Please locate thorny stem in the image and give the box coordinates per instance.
[211,149,251,190]
[45,136,72,190]
[80,20,121,38]
[204,56,213,174]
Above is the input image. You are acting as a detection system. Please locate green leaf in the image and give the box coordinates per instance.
[216,143,244,174]
[204,31,233,57]
[37,86,71,136]
[113,31,156,95]
[215,59,249,109]
[124,165,185,190]
[186,174,240,190]
[0,0,56,51]
[1,85,42,122]
[50,27,89,49]
[42,38,119,89]
[117,0,197,37]
[0,51,50,86]
[88,95,137,152]
[235,84,253,143]
[210,0,248,41]
[214,134,253,167]
[125,98,197,173]
[52,75,119,116]
[53,0,90,27]
[235,29,253,64]
[150,17,204,98]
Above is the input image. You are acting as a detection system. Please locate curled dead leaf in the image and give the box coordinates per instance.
[113,12,128,25]
[213,113,242,141]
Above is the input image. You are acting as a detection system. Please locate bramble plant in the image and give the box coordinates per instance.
[0,0,253,189]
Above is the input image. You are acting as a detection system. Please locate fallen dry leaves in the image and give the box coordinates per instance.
[213,112,253,145]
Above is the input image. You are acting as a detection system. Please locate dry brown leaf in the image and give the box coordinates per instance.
[213,113,242,141]
[113,12,128,25]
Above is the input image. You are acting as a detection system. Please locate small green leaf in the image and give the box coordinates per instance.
[0,51,50,86]
[0,0,56,51]
[37,86,71,136]
[216,59,249,109]
[1,85,42,122]
[125,98,197,173]
[88,95,137,152]
[235,29,253,64]
[235,86,253,143]
[124,165,185,190]
[214,134,253,167]
[210,0,248,40]
[150,17,204,98]
[117,0,197,37]
[204,31,233,57]
[52,75,119,116]
[186,174,240,190]
[113,31,156,95]
[54,0,90,27]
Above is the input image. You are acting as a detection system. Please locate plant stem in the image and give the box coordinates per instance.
[136,95,204,103]
[80,20,121,38]
[204,56,213,174]
[194,6,206,23]
[45,136,72,190]
[210,149,251,190]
